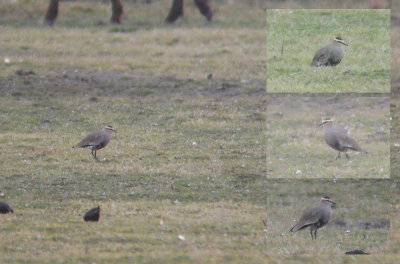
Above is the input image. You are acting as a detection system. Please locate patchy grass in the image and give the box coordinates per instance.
[393,26,400,91]
[265,0,400,10]
[0,0,266,80]
[0,89,267,263]
[0,0,267,262]
[267,95,390,178]
[390,180,400,254]
[0,90,266,203]
[251,256,400,264]
[266,9,391,93]
[0,69,266,262]
[0,26,265,80]
[0,0,267,29]
[0,200,267,263]
[266,179,390,255]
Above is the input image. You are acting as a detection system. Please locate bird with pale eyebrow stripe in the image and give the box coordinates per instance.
[318,118,367,160]
[311,37,349,67]
[73,125,117,162]
[290,197,335,240]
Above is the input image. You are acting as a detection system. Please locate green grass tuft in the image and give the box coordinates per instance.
[267,9,391,93]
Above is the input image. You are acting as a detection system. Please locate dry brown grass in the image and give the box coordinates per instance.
[0,27,265,80]
[0,200,266,263]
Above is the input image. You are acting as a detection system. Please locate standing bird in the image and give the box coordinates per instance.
[318,118,368,160]
[311,37,349,67]
[83,206,100,222]
[0,201,13,214]
[73,125,117,162]
[290,197,335,240]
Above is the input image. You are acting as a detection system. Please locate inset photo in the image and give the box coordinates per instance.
[266,179,390,255]
[266,9,391,93]
[267,95,390,178]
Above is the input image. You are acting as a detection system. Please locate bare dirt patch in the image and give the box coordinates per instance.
[0,69,266,100]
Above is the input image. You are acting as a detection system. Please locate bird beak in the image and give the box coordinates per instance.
[343,42,349,46]
[317,122,324,127]
[330,200,336,204]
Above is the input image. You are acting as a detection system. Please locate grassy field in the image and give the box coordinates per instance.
[0,0,266,80]
[266,179,390,255]
[267,95,390,178]
[391,95,400,178]
[393,26,400,91]
[0,200,267,263]
[265,0,400,10]
[266,9,391,93]
[390,180,400,254]
[391,96,399,177]
[0,0,268,263]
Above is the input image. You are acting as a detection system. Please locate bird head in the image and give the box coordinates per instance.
[317,117,334,127]
[321,196,336,205]
[103,125,117,133]
[334,36,349,46]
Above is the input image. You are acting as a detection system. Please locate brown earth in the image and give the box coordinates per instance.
[0,69,266,100]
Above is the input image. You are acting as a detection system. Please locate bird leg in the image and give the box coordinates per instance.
[309,226,317,240]
[335,152,341,160]
[91,150,100,162]
[345,153,350,159]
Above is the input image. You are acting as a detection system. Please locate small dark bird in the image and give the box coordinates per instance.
[290,197,335,240]
[311,37,349,67]
[83,206,100,222]
[0,201,14,214]
[345,249,370,255]
[318,118,368,160]
[73,125,117,162]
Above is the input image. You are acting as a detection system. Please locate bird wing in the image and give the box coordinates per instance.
[334,125,367,152]
[311,47,331,66]
[75,131,104,148]
[338,135,366,152]
[333,126,348,135]
[290,207,320,232]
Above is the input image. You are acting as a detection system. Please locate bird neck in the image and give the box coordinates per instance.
[103,128,113,135]
[320,201,332,207]
[332,41,344,49]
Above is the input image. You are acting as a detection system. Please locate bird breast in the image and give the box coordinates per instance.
[319,206,332,225]
[324,126,347,146]
[331,45,344,59]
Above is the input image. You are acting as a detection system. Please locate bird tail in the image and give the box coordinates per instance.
[355,146,368,154]
[342,144,367,154]
[290,224,300,232]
